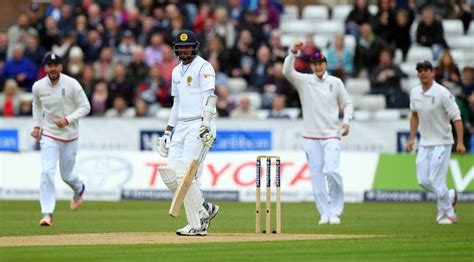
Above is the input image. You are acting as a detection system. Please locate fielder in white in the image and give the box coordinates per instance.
[157,30,219,236]
[283,41,353,225]
[407,60,465,225]
[31,53,91,226]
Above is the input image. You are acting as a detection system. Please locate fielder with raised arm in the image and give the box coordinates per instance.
[407,60,465,224]
[283,40,353,225]
[31,53,91,226]
[157,30,219,236]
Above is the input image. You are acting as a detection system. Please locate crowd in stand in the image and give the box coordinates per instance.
[0,0,473,136]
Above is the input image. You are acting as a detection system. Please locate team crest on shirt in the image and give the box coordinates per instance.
[187,76,193,85]
[61,88,65,97]
[432,97,435,104]
[329,84,334,92]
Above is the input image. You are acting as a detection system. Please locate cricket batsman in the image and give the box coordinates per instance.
[157,30,219,236]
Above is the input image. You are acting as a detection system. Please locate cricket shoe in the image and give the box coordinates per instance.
[176,224,207,236]
[329,215,341,225]
[70,184,85,210]
[318,217,329,225]
[449,189,457,212]
[39,214,53,226]
[438,215,457,225]
[200,202,220,231]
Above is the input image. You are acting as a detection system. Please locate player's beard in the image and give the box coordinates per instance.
[48,71,60,82]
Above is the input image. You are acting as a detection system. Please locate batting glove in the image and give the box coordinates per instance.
[199,126,215,148]
[157,131,171,157]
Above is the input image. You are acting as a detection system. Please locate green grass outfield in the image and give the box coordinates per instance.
[1,200,473,261]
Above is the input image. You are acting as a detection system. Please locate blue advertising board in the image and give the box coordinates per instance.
[0,129,19,151]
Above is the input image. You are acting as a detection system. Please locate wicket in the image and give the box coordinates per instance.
[256,155,281,234]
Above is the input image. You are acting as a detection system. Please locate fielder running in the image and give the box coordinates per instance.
[31,53,91,226]
[157,30,219,236]
[283,41,353,225]
[407,60,465,224]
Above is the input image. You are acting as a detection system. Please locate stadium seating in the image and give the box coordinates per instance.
[352,95,386,110]
[235,92,262,110]
[331,5,352,21]
[401,78,420,93]
[283,4,299,19]
[280,20,314,35]
[302,5,329,21]
[227,78,247,94]
[442,20,464,37]
[400,63,419,77]
[345,78,370,95]
[405,46,433,63]
[311,20,345,37]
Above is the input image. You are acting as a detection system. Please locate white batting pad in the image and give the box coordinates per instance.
[176,161,204,230]
[158,167,178,192]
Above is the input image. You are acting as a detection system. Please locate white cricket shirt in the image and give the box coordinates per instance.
[410,81,461,146]
[33,73,91,141]
[171,56,216,120]
[283,53,353,138]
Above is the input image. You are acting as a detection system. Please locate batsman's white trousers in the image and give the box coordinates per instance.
[39,136,83,214]
[304,138,344,220]
[416,145,455,221]
[168,119,216,184]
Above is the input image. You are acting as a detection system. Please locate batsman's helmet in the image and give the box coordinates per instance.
[173,30,200,63]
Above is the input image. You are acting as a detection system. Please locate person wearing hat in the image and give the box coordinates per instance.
[31,53,91,226]
[156,29,219,236]
[406,60,465,224]
[283,40,353,226]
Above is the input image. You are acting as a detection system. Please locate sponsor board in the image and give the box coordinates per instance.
[0,129,19,152]
[364,190,474,202]
[0,151,378,202]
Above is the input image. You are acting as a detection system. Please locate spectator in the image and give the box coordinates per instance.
[153,6,171,32]
[416,7,447,61]
[138,16,158,47]
[87,3,104,32]
[265,62,300,108]
[66,46,85,79]
[40,16,60,52]
[24,35,46,68]
[373,0,397,44]
[230,95,258,119]
[238,10,265,46]
[105,0,129,27]
[45,0,62,21]
[79,64,97,100]
[115,30,139,65]
[27,3,45,34]
[393,8,415,61]
[249,45,272,90]
[7,13,38,58]
[81,29,103,63]
[435,50,461,91]
[90,81,109,116]
[105,95,136,117]
[2,45,37,91]
[137,65,170,107]
[369,49,409,108]
[134,97,154,117]
[214,7,236,49]
[447,0,472,34]
[194,2,214,34]
[209,59,229,87]
[0,32,7,62]
[229,29,256,80]
[460,67,474,98]
[326,33,354,80]
[255,0,281,31]
[201,36,230,74]
[167,4,187,38]
[268,30,287,63]
[196,17,217,51]
[58,4,76,34]
[121,7,142,37]
[144,32,165,66]
[52,32,74,59]
[93,47,115,82]
[215,84,236,117]
[345,0,374,40]
[107,63,136,108]
[102,15,121,49]
[157,45,178,88]
[126,46,150,86]
[18,92,33,116]
[354,23,391,76]
[75,15,89,47]
[268,95,290,119]
[0,79,21,116]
